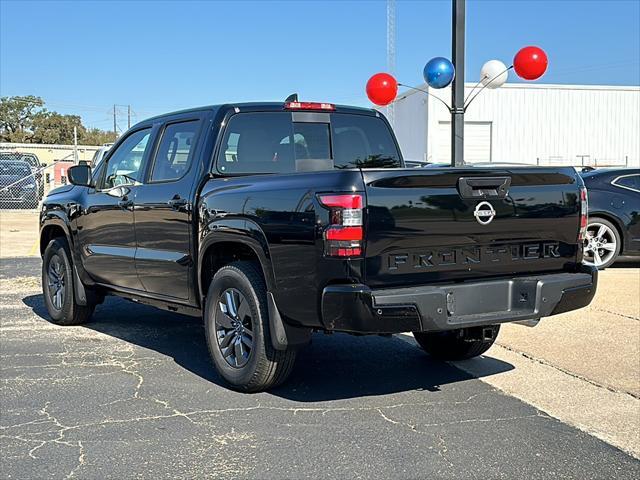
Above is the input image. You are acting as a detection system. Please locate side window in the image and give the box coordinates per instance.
[613,174,640,192]
[217,112,295,174]
[102,129,151,189]
[149,120,201,182]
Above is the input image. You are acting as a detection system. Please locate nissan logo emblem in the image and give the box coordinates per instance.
[474,201,496,225]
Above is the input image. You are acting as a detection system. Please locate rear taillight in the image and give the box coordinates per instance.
[578,186,588,242]
[284,101,335,111]
[318,193,364,257]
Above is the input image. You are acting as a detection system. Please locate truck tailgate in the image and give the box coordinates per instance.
[362,167,581,288]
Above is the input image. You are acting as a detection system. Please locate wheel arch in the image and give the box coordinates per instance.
[40,217,71,256]
[198,219,276,303]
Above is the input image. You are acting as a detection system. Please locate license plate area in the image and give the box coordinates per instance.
[445,279,538,318]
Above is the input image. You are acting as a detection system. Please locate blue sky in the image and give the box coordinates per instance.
[1,0,639,131]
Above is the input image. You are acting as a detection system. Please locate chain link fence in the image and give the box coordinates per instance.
[0,152,47,209]
[0,143,102,211]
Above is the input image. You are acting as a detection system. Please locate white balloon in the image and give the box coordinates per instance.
[480,60,508,89]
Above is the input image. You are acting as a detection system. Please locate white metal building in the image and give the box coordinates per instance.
[392,83,640,167]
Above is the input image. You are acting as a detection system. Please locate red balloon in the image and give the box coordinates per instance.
[513,46,548,80]
[366,73,398,106]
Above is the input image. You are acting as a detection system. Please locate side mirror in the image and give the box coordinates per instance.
[68,164,93,187]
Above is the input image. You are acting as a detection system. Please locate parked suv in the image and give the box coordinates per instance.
[40,101,597,391]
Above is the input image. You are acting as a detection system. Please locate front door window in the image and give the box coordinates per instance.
[101,129,151,189]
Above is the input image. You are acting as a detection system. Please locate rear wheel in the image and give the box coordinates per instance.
[583,217,620,269]
[204,261,297,392]
[42,238,95,325]
[413,325,500,360]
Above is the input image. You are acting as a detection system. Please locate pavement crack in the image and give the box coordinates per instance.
[593,306,639,322]
[376,407,399,425]
[1,402,80,463]
[495,343,640,400]
[420,413,540,428]
[436,436,454,468]
[65,440,85,479]
[376,408,418,431]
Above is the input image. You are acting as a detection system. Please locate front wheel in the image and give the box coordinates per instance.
[204,261,297,392]
[42,238,95,325]
[413,325,500,360]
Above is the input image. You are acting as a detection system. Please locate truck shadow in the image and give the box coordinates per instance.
[23,294,514,402]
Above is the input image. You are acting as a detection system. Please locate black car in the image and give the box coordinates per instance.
[0,160,39,208]
[580,168,640,268]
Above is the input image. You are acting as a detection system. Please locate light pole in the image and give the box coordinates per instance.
[365,0,548,167]
[451,0,465,167]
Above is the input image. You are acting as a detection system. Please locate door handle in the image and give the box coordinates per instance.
[168,196,188,210]
[457,176,511,199]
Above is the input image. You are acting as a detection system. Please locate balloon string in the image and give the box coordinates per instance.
[464,78,486,105]
[397,83,453,112]
[464,65,514,110]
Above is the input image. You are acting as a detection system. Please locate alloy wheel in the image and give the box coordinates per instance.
[47,254,66,310]
[215,288,254,368]
[583,222,617,267]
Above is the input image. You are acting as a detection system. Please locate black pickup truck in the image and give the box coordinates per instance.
[40,101,597,391]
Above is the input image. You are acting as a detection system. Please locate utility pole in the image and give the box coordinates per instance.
[451,0,465,167]
[387,0,396,128]
[73,126,78,164]
[113,104,117,137]
[127,105,131,130]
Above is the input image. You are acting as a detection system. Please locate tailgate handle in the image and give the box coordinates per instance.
[458,176,511,199]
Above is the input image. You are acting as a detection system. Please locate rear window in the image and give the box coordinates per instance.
[612,174,640,192]
[217,112,401,174]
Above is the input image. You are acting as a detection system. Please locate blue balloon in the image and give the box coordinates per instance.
[423,57,455,89]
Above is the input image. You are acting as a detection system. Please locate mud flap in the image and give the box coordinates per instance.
[267,292,312,351]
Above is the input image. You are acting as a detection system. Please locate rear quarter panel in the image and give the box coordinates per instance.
[198,170,365,326]
[584,172,640,255]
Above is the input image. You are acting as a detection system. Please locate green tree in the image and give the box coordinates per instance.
[1,95,121,145]
[81,128,117,146]
[31,112,85,144]
[0,95,45,142]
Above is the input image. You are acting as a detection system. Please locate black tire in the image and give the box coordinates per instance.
[413,325,500,360]
[42,237,95,325]
[583,217,621,270]
[204,261,297,392]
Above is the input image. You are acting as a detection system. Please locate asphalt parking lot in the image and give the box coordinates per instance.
[1,211,639,479]
[1,254,639,479]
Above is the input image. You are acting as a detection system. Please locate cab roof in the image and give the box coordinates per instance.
[134,102,378,127]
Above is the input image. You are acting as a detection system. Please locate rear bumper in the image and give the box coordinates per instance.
[320,265,598,334]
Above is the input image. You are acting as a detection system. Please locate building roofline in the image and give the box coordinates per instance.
[394,82,640,102]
